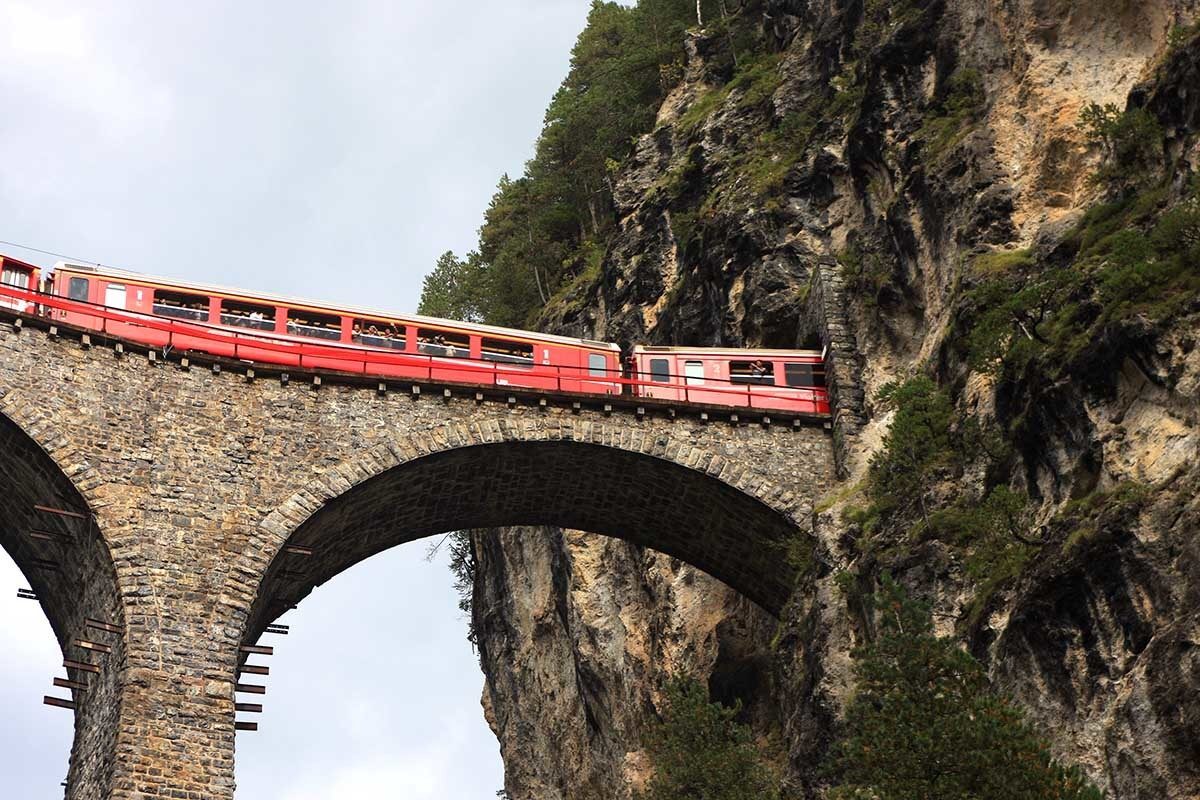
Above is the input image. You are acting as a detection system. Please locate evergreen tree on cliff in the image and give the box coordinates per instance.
[829,578,1103,800]
[639,677,780,800]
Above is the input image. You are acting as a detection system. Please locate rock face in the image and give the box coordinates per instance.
[473,1,1200,797]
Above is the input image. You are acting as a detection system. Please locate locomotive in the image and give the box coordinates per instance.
[0,254,829,416]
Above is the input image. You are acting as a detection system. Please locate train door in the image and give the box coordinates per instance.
[104,282,126,309]
[679,357,734,406]
[60,273,97,329]
[100,281,141,341]
[638,354,679,401]
[577,351,619,395]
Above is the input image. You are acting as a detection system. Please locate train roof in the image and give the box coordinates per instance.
[633,345,825,358]
[1,254,42,271]
[52,261,620,351]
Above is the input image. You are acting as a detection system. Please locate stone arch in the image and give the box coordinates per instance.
[0,406,125,800]
[244,420,818,644]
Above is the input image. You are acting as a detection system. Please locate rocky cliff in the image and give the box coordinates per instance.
[471,1,1200,797]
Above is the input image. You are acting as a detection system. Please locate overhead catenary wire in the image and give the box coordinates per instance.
[0,239,105,268]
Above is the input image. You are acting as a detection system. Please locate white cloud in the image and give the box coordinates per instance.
[0,2,173,142]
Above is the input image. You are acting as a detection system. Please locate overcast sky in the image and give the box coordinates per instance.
[0,1,596,796]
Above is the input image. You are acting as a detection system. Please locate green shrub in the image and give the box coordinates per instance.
[838,242,895,306]
[917,68,986,160]
[1078,104,1163,191]
[854,0,923,53]
[1058,483,1151,552]
[676,86,728,137]
[729,52,784,111]
[962,180,1200,377]
[970,248,1033,277]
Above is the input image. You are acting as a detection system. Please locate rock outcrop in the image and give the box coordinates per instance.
[472,1,1200,797]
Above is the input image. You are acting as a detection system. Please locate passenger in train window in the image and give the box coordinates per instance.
[750,359,768,377]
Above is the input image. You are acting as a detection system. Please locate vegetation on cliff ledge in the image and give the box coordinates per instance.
[639,677,780,800]
[827,579,1102,800]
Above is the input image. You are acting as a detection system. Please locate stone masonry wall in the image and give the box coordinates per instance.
[801,258,866,477]
[0,319,834,799]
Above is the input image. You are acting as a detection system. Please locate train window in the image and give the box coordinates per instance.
[220,300,275,331]
[417,328,470,358]
[784,363,825,388]
[482,338,533,366]
[67,277,89,301]
[352,319,406,350]
[153,290,209,322]
[286,309,342,341]
[684,361,704,385]
[730,360,774,385]
[649,358,670,383]
[588,353,608,377]
[1,266,30,289]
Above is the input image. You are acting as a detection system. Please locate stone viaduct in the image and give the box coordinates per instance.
[0,311,836,798]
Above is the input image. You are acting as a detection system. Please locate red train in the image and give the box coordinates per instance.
[0,256,830,416]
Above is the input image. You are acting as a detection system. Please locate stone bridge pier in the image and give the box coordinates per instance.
[0,318,834,798]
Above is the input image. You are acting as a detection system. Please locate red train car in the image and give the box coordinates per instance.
[630,345,829,415]
[46,262,621,394]
[0,255,41,314]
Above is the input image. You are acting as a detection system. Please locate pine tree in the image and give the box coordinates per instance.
[639,677,780,800]
[829,577,1103,800]
[417,251,484,323]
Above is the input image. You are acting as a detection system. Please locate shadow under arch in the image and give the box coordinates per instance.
[246,440,811,644]
[0,411,125,799]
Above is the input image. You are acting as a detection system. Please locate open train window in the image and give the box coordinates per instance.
[352,319,406,350]
[153,289,209,322]
[1,266,30,288]
[730,360,774,385]
[588,353,608,377]
[67,277,89,302]
[649,358,670,383]
[417,327,470,358]
[287,309,341,340]
[482,338,533,366]
[220,300,275,331]
[784,362,825,388]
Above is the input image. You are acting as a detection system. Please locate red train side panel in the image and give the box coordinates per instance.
[45,263,622,397]
[630,346,830,415]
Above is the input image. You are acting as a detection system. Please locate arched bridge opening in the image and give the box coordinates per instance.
[246,440,815,646]
[0,411,124,800]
